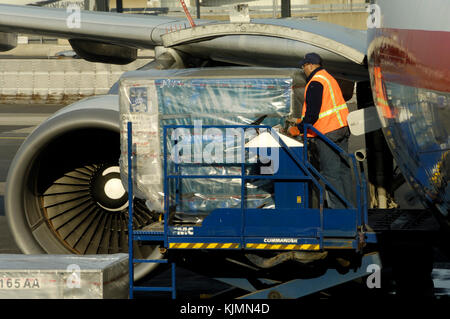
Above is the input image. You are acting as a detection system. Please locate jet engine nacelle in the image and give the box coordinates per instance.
[69,39,137,65]
[0,32,17,52]
[5,95,161,280]
[5,48,185,281]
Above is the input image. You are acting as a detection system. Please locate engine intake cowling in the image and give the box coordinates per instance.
[5,97,161,280]
[0,32,17,52]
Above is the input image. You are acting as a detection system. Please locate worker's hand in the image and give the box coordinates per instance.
[287,126,300,137]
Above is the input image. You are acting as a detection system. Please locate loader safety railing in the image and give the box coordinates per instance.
[302,123,368,230]
[162,124,326,249]
[127,122,176,299]
[126,122,368,298]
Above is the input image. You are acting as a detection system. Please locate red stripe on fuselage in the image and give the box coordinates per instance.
[369,28,450,93]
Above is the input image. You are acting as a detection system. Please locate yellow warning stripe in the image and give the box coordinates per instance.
[169,243,320,250]
[300,104,347,121]
[169,243,240,249]
[246,243,320,251]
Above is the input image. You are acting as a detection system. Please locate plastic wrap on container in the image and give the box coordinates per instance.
[119,67,305,214]
[0,254,128,299]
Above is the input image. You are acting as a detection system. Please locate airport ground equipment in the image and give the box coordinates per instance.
[127,122,176,299]
[127,121,380,299]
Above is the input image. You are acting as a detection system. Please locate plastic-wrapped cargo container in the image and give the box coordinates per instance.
[119,67,305,214]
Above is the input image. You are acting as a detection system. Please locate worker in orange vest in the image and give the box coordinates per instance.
[288,53,352,209]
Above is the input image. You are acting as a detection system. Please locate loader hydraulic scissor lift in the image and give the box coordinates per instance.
[126,122,379,299]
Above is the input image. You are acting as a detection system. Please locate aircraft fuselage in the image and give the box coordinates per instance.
[367,0,450,221]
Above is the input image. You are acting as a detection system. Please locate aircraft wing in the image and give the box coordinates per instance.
[0,1,63,6]
[171,19,368,80]
[0,4,368,80]
[0,4,190,48]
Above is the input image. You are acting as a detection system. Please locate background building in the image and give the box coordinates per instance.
[108,0,369,30]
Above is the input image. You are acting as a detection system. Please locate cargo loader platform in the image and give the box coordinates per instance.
[126,123,380,299]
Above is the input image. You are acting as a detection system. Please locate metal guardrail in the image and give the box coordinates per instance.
[160,124,326,250]
[303,124,368,227]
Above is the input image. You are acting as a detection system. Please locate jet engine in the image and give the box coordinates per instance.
[5,51,183,280]
[4,96,163,279]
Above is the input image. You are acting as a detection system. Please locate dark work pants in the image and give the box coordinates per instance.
[313,126,353,209]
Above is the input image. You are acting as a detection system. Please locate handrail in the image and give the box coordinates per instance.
[303,124,367,219]
[128,122,176,299]
[163,125,323,196]
[128,123,365,253]
[127,121,135,298]
[162,124,328,245]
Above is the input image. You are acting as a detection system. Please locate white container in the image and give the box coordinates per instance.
[0,254,129,299]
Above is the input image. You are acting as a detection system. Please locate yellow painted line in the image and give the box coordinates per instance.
[207,243,218,249]
[178,243,190,249]
[256,243,266,249]
[285,244,295,250]
[222,243,232,249]
[193,243,204,249]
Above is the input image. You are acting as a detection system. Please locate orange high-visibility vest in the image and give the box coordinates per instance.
[301,69,349,137]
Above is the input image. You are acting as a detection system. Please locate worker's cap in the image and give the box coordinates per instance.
[299,53,323,67]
